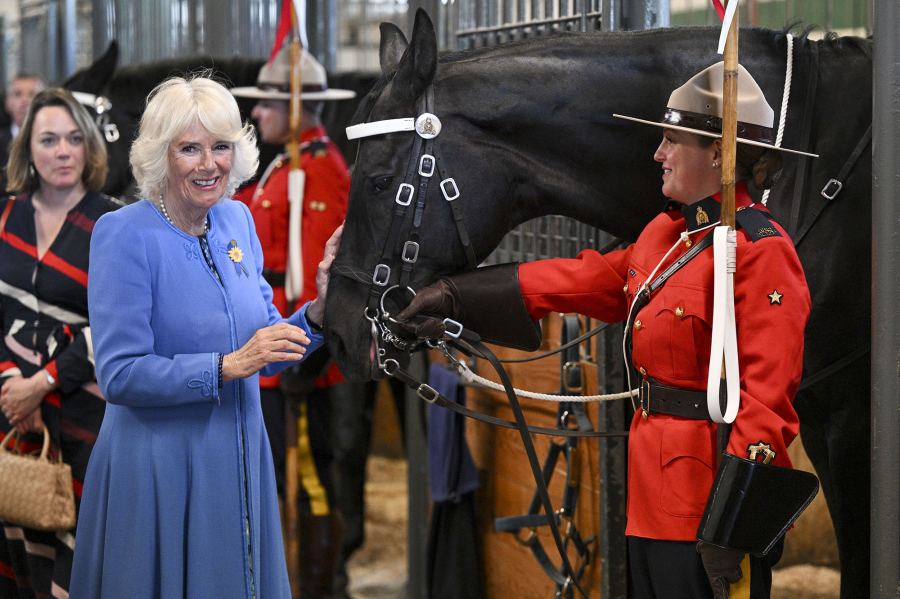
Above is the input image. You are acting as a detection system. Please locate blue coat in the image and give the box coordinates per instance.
[71,199,323,598]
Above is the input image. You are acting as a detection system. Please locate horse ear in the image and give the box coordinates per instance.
[64,40,118,93]
[392,9,437,103]
[379,23,408,78]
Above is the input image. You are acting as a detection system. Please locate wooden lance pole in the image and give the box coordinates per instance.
[283,4,303,596]
[720,1,739,228]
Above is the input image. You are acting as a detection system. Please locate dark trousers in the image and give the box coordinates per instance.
[628,537,713,599]
[259,386,336,511]
[628,536,780,599]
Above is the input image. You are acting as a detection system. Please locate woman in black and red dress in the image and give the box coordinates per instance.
[0,88,119,598]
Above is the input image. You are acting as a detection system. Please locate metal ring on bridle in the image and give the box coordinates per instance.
[380,285,417,324]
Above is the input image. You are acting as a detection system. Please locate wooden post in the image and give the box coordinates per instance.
[284,5,304,595]
[720,3,739,228]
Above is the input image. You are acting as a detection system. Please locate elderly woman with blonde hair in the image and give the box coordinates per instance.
[70,76,340,598]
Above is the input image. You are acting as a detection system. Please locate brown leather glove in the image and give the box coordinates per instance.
[396,279,461,339]
[697,542,744,599]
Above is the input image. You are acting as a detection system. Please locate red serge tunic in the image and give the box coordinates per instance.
[235,126,349,388]
[518,184,810,541]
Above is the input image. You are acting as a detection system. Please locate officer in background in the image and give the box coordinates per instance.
[1,73,45,191]
[232,47,355,599]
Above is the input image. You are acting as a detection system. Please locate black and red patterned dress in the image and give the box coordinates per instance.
[0,191,119,598]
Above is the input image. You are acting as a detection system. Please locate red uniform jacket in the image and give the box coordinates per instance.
[235,125,349,388]
[518,184,810,541]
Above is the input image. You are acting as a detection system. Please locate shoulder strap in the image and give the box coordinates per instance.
[646,230,715,294]
[736,207,782,242]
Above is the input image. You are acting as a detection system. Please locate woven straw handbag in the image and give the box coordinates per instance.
[0,426,76,531]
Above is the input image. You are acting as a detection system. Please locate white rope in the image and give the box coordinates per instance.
[456,360,638,403]
[762,33,794,206]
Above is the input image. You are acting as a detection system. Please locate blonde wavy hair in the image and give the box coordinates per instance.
[130,75,259,201]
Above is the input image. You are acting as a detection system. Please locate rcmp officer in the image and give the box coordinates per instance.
[399,63,814,599]
[231,47,354,599]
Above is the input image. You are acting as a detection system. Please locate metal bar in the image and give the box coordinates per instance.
[455,11,600,36]
[871,0,900,594]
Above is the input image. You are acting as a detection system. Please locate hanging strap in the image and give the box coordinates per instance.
[493,315,595,597]
[793,123,872,248]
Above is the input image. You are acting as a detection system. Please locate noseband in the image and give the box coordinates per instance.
[70,91,121,143]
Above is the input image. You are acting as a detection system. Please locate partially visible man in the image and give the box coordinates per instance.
[2,73,45,191]
[231,46,355,599]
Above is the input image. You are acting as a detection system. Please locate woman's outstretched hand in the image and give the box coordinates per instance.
[307,223,343,327]
[222,323,311,381]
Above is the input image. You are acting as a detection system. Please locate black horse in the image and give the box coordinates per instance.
[62,43,376,200]
[327,10,871,598]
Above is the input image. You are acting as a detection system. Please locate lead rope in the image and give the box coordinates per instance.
[761,33,793,206]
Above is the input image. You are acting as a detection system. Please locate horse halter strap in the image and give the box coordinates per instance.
[345,84,478,366]
[70,91,120,143]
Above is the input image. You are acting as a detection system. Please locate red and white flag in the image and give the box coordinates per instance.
[269,0,308,62]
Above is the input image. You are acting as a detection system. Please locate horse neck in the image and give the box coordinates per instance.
[431,28,786,245]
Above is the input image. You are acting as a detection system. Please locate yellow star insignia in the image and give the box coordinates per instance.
[768,289,783,305]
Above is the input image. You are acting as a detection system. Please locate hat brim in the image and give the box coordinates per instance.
[613,113,818,158]
[230,86,356,101]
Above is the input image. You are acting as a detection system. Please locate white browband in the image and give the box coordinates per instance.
[346,118,415,140]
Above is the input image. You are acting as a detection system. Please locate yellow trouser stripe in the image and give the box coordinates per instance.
[730,553,752,599]
[296,402,329,516]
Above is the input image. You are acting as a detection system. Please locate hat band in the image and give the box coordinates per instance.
[257,82,328,94]
[663,108,774,145]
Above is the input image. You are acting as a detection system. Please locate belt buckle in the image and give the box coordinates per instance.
[640,378,651,419]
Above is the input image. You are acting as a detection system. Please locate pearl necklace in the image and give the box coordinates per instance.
[158,198,208,236]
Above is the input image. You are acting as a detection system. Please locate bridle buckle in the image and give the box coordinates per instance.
[418,154,436,177]
[372,263,391,286]
[395,183,415,206]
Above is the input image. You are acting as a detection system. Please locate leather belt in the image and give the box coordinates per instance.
[263,268,285,288]
[640,378,712,420]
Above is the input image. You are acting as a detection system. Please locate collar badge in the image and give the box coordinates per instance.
[768,289,783,305]
[695,206,709,225]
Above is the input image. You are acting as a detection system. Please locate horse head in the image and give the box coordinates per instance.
[63,42,137,198]
[327,10,541,380]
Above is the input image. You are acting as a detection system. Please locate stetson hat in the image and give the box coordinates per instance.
[614,62,817,158]
[230,44,355,102]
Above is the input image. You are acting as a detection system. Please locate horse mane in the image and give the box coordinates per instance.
[781,20,872,55]
[349,73,391,125]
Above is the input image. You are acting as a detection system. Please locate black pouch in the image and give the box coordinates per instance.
[697,453,819,556]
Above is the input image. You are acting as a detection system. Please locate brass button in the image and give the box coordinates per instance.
[634,320,642,331]
[639,366,647,377]
[684,239,693,248]
[261,199,271,209]
[274,159,283,168]
[623,283,629,294]
[675,306,684,318]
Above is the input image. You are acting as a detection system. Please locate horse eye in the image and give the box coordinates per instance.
[371,175,394,193]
